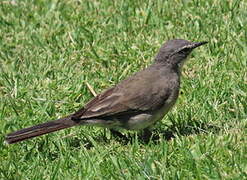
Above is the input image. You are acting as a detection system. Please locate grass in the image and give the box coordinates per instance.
[0,0,246,179]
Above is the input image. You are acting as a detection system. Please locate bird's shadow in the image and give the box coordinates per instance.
[67,120,220,149]
[157,121,220,142]
[30,120,220,161]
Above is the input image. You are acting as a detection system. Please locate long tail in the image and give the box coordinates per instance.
[5,115,80,144]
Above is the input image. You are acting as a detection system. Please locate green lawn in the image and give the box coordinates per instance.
[0,0,246,179]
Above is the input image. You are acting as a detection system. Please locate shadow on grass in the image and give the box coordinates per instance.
[67,120,221,148]
[20,121,220,163]
[161,121,221,140]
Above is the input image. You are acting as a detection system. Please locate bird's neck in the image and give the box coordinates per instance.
[154,59,181,75]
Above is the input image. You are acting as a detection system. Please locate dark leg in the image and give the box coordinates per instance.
[141,128,153,143]
[140,128,161,143]
[110,129,129,142]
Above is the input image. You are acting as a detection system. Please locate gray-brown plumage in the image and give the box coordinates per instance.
[5,39,207,144]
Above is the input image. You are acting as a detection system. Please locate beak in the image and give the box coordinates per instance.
[191,41,208,49]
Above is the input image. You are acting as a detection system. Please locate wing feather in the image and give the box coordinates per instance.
[71,66,173,120]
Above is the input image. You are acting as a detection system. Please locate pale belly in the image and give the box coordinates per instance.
[124,103,174,130]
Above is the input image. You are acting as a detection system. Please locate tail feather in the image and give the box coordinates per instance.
[5,116,79,144]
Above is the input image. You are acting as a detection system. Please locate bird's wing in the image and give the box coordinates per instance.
[72,68,172,120]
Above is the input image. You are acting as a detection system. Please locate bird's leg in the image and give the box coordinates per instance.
[110,129,129,142]
[102,128,108,142]
[141,128,153,143]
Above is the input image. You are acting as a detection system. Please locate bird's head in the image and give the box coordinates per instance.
[155,39,207,68]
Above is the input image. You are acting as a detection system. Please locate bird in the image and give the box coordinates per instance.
[5,39,207,144]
